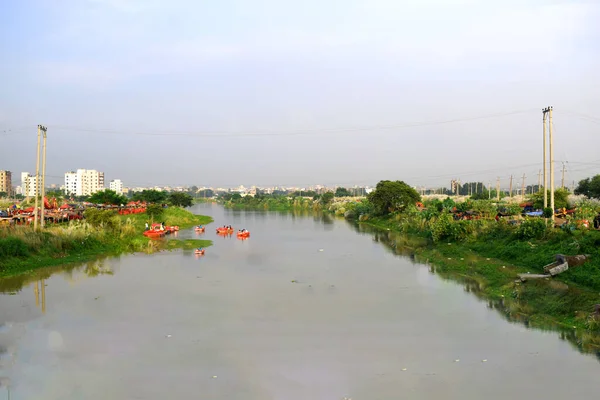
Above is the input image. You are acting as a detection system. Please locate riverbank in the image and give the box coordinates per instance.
[358,215,600,340]
[0,207,213,278]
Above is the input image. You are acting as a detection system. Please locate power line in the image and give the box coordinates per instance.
[0,109,536,138]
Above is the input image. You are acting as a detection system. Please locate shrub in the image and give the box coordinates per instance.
[0,237,29,257]
[84,209,121,230]
[146,204,164,220]
[516,218,548,240]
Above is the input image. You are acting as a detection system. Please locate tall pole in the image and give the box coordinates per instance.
[33,125,41,231]
[537,170,541,193]
[488,182,491,200]
[543,109,548,209]
[496,177,500,201]
[509,175,513,198]
[561,162,566,189]
[549,106,555,221]
[521,173,526,200]
[41,127,47,228]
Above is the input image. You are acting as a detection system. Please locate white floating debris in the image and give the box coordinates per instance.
[502,266,506,269]
[402,368,407,371]
[454,359,460,362]
[447,258,452,260]
[318,249,324,252]
[482,359,487,362]
[165,334,172,338]
[460,258,464,260]
[486,258,491,261]
[212,375,218,379]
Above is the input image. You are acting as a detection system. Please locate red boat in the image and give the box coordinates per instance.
[216,227,234,234]
[237,231,250,238]
[194,226,206,233]
[144,224,166,238]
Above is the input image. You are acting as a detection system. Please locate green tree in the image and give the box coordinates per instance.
[334,187,351,197]
[0,192,7,198]
[88,189,128,205]
[529,188,570,210]
[132,189,168,203]
[320,192,334,205]
[168,192,193,207]
[198,189,214,198]
[367,180,421,215]
[575,175,600,199]
[145,204,164,220]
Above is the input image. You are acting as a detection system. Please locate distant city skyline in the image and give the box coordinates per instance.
[1,1,599,188]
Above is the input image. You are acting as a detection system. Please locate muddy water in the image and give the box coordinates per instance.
[1,203,600,400]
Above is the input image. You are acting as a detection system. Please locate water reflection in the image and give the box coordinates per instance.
[347,220,600,358]
[0,256,116,294]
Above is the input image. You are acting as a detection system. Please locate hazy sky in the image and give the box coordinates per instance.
[1,0,599,189]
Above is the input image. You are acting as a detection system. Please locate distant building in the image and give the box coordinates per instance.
[0,170,12,196]
[109,179,123,194]
[20,172,40,197]
[64,169,105,196]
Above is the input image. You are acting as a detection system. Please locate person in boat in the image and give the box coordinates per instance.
[196,248,203,252]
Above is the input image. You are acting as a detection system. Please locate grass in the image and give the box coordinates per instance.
[0,207,213,278]
[356,216,600,353]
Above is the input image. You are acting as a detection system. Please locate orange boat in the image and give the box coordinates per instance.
[236,231,250,238]
[194,249,205,255]
[194,226,206,233]
[143,229,165,238]
[216,227,234,234]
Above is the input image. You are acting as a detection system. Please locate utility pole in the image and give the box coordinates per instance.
[549,106,555,221]
[488,182,491,200]
[496,177,500,201]
[561,162,566,189]
[40,126,48,228]
[509,175,513,198]
[537,170,542,193]
[542,108,549,209]
[33,125,41,231]
[521,173,526,200]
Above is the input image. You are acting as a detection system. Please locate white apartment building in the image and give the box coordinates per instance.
[64,169,105,196]
[109,179,123,194]
[20,172,40,197]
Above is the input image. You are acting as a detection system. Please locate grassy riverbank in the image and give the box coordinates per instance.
[0,207,213,278]
[359,215,600,339]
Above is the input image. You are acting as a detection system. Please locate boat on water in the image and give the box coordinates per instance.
[194,249,205,255]
[216,227,234,234]
[194,226,206,233]
[237,230,250,238]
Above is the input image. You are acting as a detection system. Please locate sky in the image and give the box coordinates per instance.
[1,0,599,189]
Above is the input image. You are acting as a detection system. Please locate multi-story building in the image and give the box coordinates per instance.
[109,179,123,194]
[0,170,12,196]
[20,172,40,197]
[64,169,105,196]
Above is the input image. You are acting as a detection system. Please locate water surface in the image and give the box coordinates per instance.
[1,203,600,399]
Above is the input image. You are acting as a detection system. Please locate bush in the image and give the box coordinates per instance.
[516,218,548,240]
[146,204,164,220]
[84,209,120,230]
[0,237,29,257]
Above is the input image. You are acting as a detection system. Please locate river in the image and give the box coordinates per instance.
[1,203,600,399]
